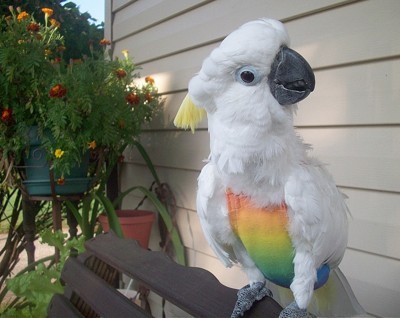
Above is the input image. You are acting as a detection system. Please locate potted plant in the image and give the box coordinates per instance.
[0,7,63,190]
[0,6,162,196]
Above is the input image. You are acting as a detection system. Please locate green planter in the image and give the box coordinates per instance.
[22,126,91,196]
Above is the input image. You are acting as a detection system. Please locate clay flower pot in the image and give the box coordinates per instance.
[99,210,155,249]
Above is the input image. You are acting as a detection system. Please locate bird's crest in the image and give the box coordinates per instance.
[174,94,206,133]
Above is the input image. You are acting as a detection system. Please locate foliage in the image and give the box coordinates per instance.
[0,0,104,62]
[0,229,85,317]
[66,187,186,265]
[0,5,162,187]
[0,186,52,299]
[0,6,63,167]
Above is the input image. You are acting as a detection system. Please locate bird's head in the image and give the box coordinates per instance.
[174,18,315,133]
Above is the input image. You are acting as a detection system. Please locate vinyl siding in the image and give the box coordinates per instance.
[106,1,400,316]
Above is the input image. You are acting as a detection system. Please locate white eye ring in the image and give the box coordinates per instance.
[235,66,261,86]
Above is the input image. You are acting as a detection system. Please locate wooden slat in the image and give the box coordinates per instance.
[112,0,400,68]
[61,256,151,317]
[124,128,400,192]
[112,0,350,63]
[342,188,400,227]
[112,0,135,12]
[296,59,400,126]
[84,233,283,317]
[298,126,400,192]
[142,57,400,127]
[113,0,208,39]
[348,219,400,259]
[48,294,85,318]
[286,0,400,68]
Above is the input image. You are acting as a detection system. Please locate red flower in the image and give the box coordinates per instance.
[27,22,40,32]
[56,177,65,185]
[1,108,12,124]
[125,93,140,105]
[52,57,62,64]
[115,68,127,79]
[49,84,67,98]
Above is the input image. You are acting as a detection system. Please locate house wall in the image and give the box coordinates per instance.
[105,1,400,316]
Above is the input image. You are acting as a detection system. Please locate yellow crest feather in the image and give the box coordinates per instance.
[173,94,206,133]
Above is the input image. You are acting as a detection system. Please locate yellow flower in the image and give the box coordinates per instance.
[41,8,53,18]
[54,148,64,158]
[122,49,129,59]
[88,140,97,150]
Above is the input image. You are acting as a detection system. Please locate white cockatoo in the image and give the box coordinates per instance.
[174,18,365,317]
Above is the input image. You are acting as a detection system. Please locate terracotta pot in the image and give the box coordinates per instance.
[99,210,155,249]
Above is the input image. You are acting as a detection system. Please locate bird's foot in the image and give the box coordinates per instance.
[279,301,316,318]
[230,281,273,318]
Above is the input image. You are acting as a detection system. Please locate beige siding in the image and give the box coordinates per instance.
[106,0,400,316]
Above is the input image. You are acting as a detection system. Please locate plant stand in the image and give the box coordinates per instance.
[27,195,82,263]
[25,168,83,263]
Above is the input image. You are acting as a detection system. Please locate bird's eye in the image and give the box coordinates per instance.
[235,66,261,86]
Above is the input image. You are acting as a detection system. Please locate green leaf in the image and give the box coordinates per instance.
[133,140,160,185]
[94,192,124,238]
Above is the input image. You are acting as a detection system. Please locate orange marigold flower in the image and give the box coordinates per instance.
[27,22,40,32]
[17,11,29,21]
[57,177,65,185]
[49,84,67,98]
[88,140,97,150]
[42,8,53,17]
[99,38,111,46]
[145,76,155,85]
[45,49,52,56]
[115,68,127,79]
[50,18,60,28]
[1,108,12,123]
[125,93,140,105]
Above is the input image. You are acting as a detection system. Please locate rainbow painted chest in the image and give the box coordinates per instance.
[226,190,330,289]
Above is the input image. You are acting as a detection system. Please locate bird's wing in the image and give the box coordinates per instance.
[284,158,348,269]
[197,162,237,267]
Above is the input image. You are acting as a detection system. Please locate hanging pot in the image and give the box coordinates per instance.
[99,210,155,249]
[22,126,91,196]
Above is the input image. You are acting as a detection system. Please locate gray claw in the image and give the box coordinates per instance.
[231,281,273,318]
[279,301,316,318]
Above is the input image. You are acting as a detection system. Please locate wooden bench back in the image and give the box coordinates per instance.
[48,232,282,317]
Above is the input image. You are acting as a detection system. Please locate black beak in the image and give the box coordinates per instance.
[268,46,315,105]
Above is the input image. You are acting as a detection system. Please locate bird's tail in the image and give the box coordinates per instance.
[268,268,372,317]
